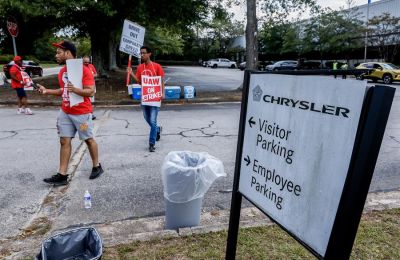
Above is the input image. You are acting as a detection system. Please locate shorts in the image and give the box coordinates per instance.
[57,110,94,140]
[15,88,27,98]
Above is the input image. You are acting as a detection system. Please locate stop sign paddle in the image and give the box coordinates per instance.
[7,16,18,37]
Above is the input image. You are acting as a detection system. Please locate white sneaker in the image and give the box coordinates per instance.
[17,108,24,114]
[25,108,33,115]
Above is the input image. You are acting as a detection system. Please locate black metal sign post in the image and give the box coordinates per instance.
[226,70,395,259]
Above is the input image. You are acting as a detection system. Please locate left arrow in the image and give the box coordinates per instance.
[244,155,251,166]
[248,117,256,128]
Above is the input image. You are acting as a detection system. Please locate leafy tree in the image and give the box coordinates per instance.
[234,0,317,69]
[0,0,209,74]
[0,0,62,58]
[368,12,400,62]
[190,3,244,61]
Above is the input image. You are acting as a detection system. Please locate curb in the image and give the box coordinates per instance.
[93,189,400,247]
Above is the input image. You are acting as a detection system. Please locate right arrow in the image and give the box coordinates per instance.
[248,117,256,128]
[244,155,251,166]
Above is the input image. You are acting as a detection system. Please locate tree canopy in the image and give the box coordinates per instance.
[0,0,210,74]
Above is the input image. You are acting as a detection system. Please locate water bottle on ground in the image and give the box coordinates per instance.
[84,190,92,209]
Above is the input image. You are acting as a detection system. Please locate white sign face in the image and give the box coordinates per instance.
[238,74,367,256]
[66,59,84,107]
[119,20,145,58]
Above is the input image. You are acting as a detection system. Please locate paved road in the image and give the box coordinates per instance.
[163,66,244,91]
[1,96,400,240]
[43,66,61,77]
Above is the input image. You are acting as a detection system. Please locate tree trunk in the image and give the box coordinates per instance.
[90,30,110,77]
[108,39,118,71]
[246,0,258,70]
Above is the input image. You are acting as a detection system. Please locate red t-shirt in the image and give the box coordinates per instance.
[135,62,165,83]
[87,64,97,76]
[58,66,95,115]
[9,65,23,89]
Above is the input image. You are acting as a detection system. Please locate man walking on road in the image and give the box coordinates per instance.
[9,56,33,115]
[37,40,103,186]
[127,46,165,152]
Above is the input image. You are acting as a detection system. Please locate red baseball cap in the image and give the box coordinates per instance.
[13,56,22,62]
[51,40,77,57]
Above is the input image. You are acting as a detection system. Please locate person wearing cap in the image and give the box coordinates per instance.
[83,55,98,120]
[37,40,104,186]
[9,56,33,115]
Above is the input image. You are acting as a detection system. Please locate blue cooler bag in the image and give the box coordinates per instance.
[164,86,181,100]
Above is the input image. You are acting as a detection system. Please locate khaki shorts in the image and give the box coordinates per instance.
[57,110,94,140]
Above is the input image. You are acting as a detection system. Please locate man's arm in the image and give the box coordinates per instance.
[10,71,22,84]
[37,84,63,96]
[127,67,139,83]
[67,82,95,97]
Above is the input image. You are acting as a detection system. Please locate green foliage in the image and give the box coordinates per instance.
[145,27,184,56]
[368,13,400,62]
[0,54,14,63]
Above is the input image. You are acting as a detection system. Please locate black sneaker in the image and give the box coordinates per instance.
[90,163,104,179]
[156,126,162,141]
[43,173,68,186]
[92,115,96,120]
[149,144,156,152]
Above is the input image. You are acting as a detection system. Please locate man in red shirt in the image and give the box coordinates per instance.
[127,46,165,152]
[9,56,33,115]
[37,40,103,186]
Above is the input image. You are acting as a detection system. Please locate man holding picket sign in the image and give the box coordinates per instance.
[127,46,165,152]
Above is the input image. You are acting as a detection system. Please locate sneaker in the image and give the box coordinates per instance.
[149,144,156,152]
[92,114,96,120]
[43,173,68,186]
[25,108,33,115]
[17,108,24,114]
[90,163,104,179]
[156,126,162,141]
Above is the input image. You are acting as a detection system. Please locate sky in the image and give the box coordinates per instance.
[231,0,376,21]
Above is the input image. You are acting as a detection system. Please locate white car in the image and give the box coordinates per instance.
[207,58,237,68]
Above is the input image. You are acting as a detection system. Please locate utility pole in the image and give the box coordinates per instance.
[246,0,258,70]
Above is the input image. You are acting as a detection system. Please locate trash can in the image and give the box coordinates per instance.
[162,151,226,230]
[35,227,102,260]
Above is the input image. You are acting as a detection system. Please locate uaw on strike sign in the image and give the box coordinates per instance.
[141,75,162,107]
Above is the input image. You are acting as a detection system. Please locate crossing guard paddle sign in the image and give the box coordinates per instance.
[226,70,395,259]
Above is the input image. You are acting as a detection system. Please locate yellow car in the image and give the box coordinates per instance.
[356,62,400,84]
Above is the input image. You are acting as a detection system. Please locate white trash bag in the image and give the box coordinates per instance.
[162,151,226,203]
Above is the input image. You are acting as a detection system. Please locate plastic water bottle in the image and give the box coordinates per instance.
[84,190,92,209]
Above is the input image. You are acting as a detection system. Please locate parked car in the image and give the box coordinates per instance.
[238,61,273,71]
[356,62,400,84]
[297,60,321,70]
[265,60,297,71]
[3,60,43,79]
[207,58,237,68]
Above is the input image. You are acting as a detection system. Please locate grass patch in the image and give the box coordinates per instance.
[103,208,400,259]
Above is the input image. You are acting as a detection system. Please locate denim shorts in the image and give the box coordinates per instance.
[15,88,27,98]
[57,110,94,140]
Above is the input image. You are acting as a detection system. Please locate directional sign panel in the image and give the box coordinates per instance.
[119,20,145,57]
[238,74,367,256]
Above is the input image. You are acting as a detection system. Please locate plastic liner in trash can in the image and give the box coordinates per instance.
[162,151,226,229]
[35,227,102,260]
